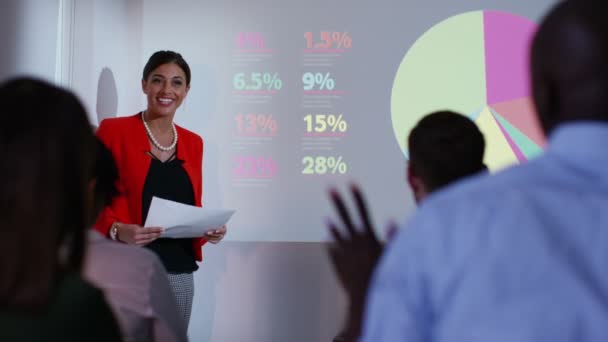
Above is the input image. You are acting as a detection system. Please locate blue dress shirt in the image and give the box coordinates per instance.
[361,123,608,342]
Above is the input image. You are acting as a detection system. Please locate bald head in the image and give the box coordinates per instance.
[532,0,608,134]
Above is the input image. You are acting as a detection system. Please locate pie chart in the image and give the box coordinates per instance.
[391,10,547,171]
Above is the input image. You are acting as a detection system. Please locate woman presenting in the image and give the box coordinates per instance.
[96,50,226,329]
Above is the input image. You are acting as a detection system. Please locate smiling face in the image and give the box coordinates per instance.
[141,62,190,118]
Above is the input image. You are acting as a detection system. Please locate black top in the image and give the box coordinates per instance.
[142,151,198,273]
[0,273,122,342]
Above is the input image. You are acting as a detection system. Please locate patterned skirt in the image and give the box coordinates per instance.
[166,272,194,330]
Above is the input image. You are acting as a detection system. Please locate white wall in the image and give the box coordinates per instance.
[0,1,344,340]
[2,1,557,342]
[67,1,345,341]
[0,0,59,82]
[69,0,144,125]
[192,241,345,342]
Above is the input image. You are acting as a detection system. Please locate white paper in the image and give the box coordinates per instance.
[144,197,235,238]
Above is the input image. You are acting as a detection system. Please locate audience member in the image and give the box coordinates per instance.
[84,139,188,342]
[329,111,486,341]
[0,78,122,341]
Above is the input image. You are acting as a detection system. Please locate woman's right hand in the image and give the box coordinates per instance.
[117,223,163,246]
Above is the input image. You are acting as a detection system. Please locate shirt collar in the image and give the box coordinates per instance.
[547,122,608,165]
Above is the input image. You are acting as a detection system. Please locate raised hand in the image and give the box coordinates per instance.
[327,184,394,341]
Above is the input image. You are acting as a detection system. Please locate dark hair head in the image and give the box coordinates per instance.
[408,111,486,192]
[91,138,119,223]
[0,77,96,311]
[531,0,608,134]
[142,50,191,86]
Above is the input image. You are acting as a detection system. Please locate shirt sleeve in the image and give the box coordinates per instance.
[95,119,133,235]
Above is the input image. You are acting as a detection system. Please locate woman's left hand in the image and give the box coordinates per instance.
[205,224,227,244]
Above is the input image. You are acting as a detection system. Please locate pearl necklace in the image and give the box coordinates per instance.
[141,111,178,151]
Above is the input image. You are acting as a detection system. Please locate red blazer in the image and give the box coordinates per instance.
[95,113,207,261]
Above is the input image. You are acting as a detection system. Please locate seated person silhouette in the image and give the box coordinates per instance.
[84,139,188,342]
[330,110,486,341]
[0,77,122,341]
